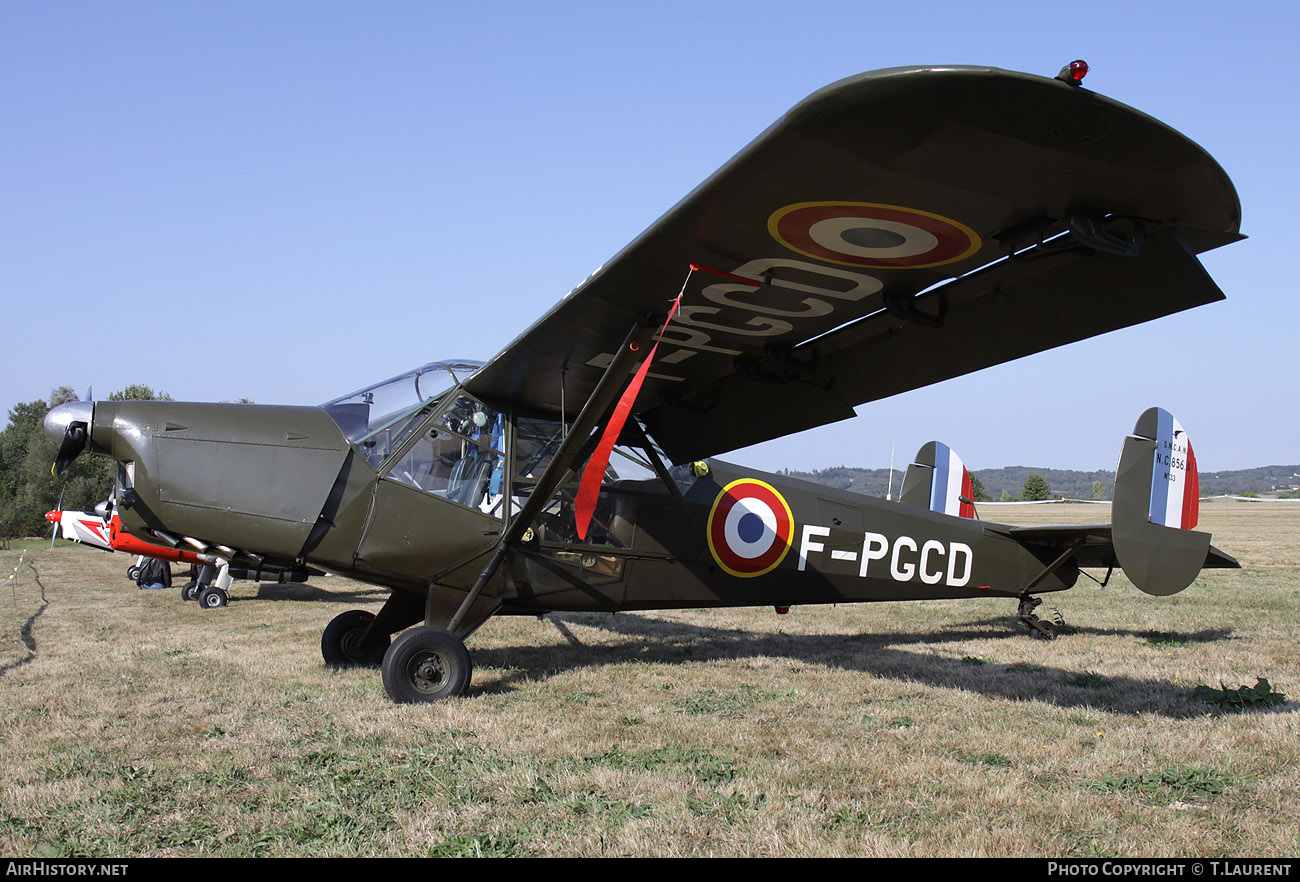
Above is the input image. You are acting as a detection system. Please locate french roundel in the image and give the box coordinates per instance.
[706,479,795,578]
[768,201,981,269]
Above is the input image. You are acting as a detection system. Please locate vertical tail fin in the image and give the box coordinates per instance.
[1144,407,1200,530]
[1113,407,1211,595]
[899,441,977,518]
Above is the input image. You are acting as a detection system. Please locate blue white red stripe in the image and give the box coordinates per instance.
[928,442,976,519]
[1147,408,1198,530]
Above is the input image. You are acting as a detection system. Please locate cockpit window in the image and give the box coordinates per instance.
[322,360,483,445]
[354,398,445,469]
[384,392,506,515]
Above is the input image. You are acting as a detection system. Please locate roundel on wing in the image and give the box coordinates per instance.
[706,479,795,578]
[768,201,981,269]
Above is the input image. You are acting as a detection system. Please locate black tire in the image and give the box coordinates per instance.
[180,581,200,602]
[127,565,141,581]
[1033,620,1057,641]
[321,610,389,667]
[197,586,229,609]
[381,626,471,703]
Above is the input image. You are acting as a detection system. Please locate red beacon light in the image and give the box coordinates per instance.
[1057,59,1089,85]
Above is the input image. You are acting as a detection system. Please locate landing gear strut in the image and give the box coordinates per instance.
[1018,596,1062,640]
[189,562,234,608]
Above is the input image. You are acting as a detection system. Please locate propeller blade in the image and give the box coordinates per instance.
[44,400,94,476]
[53,423,88,476]
[49,488,65,548]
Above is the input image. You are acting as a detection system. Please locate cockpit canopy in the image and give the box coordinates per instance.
[321,359,692,533]
[322,360,483,446]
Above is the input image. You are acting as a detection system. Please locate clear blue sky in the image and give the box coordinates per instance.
[3,1,1294,474]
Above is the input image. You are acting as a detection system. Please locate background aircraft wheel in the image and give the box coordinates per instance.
[180,581,200,602]
[197,586,228,609]
[381,626,471,703]
[126,565,141,581]
[322,610,389,667]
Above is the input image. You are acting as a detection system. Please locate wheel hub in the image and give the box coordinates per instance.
[341,630,367,659]
[411,653,448,692]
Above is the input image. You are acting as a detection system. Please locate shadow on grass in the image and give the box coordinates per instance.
[947,616,1235,645]
[247,581,389,604]
[469,611,1264,719]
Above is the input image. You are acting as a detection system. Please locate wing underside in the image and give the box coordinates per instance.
[465,65,1241,462]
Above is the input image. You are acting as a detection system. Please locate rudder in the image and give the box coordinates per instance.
[1112,407,1211,596]
[899,441,977,518]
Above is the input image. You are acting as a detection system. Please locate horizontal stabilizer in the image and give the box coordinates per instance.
[1003,408,1233,596]
[1007,523,1238,573]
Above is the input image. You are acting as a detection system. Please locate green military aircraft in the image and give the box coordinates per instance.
[45,62,1242,703]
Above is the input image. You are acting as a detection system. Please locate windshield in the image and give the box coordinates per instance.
[322,360,483,444]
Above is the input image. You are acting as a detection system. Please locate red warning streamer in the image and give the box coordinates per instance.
[574,281,688,539]
[688,263,763,287]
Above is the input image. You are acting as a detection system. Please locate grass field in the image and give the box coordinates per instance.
[2,499,1298,857]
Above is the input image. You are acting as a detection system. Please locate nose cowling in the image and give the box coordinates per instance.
[44,400,93,444]
[44,400,95,475]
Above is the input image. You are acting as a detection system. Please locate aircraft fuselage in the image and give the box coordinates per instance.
[78,398,1071,629]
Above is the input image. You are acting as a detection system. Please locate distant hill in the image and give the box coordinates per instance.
[780,464,1300,500]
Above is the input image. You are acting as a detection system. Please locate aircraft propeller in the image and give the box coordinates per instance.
[46,388,94,477]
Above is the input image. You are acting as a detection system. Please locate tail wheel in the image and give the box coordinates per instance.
[321,609,389,667]
[381,626,471,703]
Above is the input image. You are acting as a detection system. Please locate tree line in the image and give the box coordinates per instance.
[0,385,170,541]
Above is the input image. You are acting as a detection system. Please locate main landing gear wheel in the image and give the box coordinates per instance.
[381,626,472,704]
[321,610,389,667]
[180,581,200,602]
[197,586,229,609]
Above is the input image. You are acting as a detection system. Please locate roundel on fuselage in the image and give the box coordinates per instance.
[706,479,795,578]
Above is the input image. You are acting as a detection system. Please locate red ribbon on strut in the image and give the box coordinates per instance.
[573,293,683,540]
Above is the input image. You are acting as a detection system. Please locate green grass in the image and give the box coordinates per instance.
[1092,768,1237,803]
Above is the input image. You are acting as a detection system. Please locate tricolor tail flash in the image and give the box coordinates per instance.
[898,440,977,519]
[929,441,976,519]
[1147,407,1199,530]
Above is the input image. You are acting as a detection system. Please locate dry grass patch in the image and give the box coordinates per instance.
[2,500,1298,856]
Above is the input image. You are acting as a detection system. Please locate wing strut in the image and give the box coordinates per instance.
[445,306,670,633]
[574,283,684,538]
